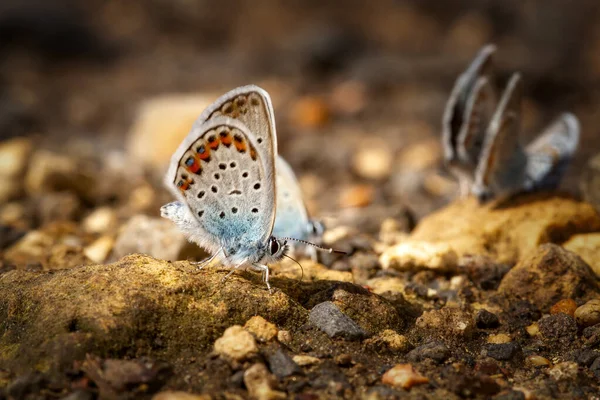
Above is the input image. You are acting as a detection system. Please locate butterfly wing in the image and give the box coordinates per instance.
[523,113,580,190]
[473,73,528,201]
[273,156,311,240]
[164,117,274,259]
[442,44,496,165]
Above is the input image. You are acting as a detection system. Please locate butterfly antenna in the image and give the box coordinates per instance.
[283,254,304,283]
[280,237,347,254]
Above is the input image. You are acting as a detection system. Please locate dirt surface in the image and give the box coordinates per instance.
[2,1,600,399]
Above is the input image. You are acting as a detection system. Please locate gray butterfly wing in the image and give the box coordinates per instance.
[164,117,274,256]
[457,76,497,166]
[523,113,580,191]
[273,156,311,240]
[473,73,528,201]
[442,44,496,165]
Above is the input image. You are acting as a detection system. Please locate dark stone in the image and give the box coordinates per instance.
[538,313,578,345]
[573,348,599,367]
[308,301,367,340]
[476,310,500,329]
[462,255,511,290]
[0,224,25,250]
[264,346,301,378]
[590,357,600,379]
[483,342,521,361]
[493,390,526,400]
[407,341,450,363]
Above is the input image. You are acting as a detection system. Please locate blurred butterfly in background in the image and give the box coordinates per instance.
[442,44,498,196]
[273,156,325,261]
[161,85,340,291]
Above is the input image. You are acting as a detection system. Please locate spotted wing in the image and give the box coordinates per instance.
[473,73,528,201]
[442,44,496,165]
[457,76,497,165]
[272,156,311,240]
[165,117,274,255]
[523,113,580,191]
[194,85,277,195]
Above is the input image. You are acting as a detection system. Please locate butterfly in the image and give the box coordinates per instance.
[161,85,339,291]
[273,156,325,261]
[442,44,498,196]
[472,73,580,202]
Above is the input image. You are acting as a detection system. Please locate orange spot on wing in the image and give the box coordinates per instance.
[249,145,257,161]
[220,131,232,147]
[196,144,211,161]
[233,135,247,153]
[208,135,220,150]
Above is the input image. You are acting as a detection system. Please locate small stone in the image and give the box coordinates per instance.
[564,233,600,277]
[380,241,458,272]
[37,191,82,224]
[276,330,292,346]
[406,341,449,363]
[292,355,321,367]
[476,309,500,329]
[526,323,540,337]
[547,361,579,381]
[338,184,375,208]
[550,299,577,317]
[214,326,258,361]
[244,316,278,342]
[243,363,286,400]
[263,346,300,378]
[82,207,118,234]
[415,308,475,339]
[352,145,393,180]
[574,299,600,327]
[493,390,526,400]
[525,355,551,367]
[84,236,115,264]
[590,357,600,379]
[0,138,32,204]
[487,334,511,344]
[538,313,578,345]
[289,96,330,129]
[482,342,521,361]
[365,329,411,353]
[382,364,429,390]
[329,80,367,115]
[308,301,367,340]
[112,215,199,261]
[334,354,353,367]
[152,392,211,400]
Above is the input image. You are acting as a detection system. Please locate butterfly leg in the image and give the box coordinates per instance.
[221,261,246,283]
[458,176,471,198]
[253,263,272,293]
[191,248,221,270]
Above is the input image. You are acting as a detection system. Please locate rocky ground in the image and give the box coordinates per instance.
[2,1,600,399]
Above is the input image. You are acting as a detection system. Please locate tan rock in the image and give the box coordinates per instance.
[574,299,600,327]
[409,194,600,266]
[550,299,577,317]
[487,333,511,344]
[244,316,277,342]
[152,391,211,400]
[126,94,217,171]
[416,308,475,339]
[380,241,458,272]
[547,361,579,381]
[526,355,551,367]
[365,329,411,353]
[498,244,599,311]
[382,364,429,390]
[0,138,32,204]
[272,259,353,283]
[276,330,292,346]
[526,323,540,337]
[84,236,115,264]
[564,233,600,277]
[243,363,286,400]
[339,184,375,208]
[352,144,393,180]
[292,355,321,367]
[214,325,258,361]
[365,276,406,295]
[82,207,118,234]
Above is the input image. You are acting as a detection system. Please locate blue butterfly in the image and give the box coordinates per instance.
[273,156,325,261]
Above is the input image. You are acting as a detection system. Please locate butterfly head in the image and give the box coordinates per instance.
[266,236,288,261]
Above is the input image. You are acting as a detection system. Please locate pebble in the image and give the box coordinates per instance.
[276,330,292,346]
[590,357,600,379]
[352,144,393,180]
[406,341,449,363]
[289,95,330,129]
[37,191,81,224]
[112,215,192,261]
[415,308,475,339]
[525,355,551,367]
[334,353,353,367]
[243,363,286,400]
[84,236,115,264]
[126,94,217,171]
[482,342,521,361]
[82,207,118,234]
[0,138,32,204]
[152,392,211,400]
[24,150,77,195]
[382,364,429,390]
[547,361,579,381]
[308,301,367,340]
[292,355,321,367]
[366,329,411,353]
[538,313,578,344]
[380,241,458,272]
[338,184,375,208]
[476,309,500,329]
[486,334,511,344]
[263,346,300,378]
[244,316,278,343]
[526,323,540,337]
[213,326,258,361]
[574,299,600,327]
[550,299,577,317]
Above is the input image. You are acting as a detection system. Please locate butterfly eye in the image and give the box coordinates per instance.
[269,238,280,255]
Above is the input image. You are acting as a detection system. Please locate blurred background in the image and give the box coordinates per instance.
[1,0,600,243]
